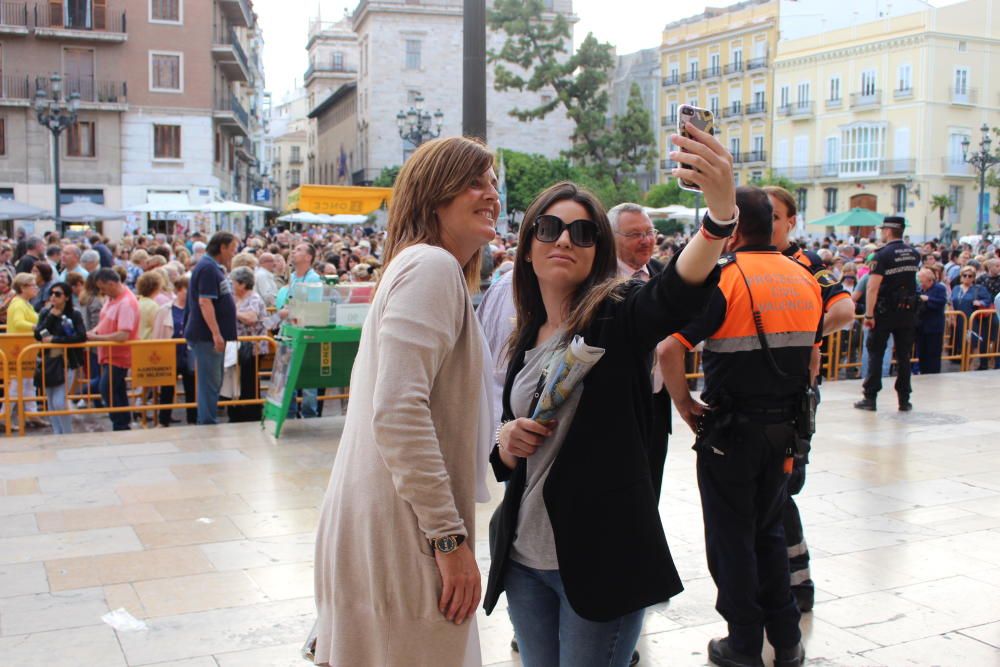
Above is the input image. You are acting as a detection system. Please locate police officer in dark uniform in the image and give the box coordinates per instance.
[659,187,823,667]
[855,216,920,412]
[765,187,855,613]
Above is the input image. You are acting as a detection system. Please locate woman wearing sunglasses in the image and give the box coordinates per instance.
[33,281,87,434]
[484,122,737,666]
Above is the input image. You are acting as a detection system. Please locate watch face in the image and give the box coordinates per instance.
[436,536,457,553]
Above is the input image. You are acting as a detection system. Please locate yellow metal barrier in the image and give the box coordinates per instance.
[0,348,8,437]
[966,309,999,371]
[941,310,969,370]
[9,336,299,436]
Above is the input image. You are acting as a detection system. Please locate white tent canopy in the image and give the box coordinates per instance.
[278,212,333,224]
[200,200,271,213]
[645,205,700,223]
[59,201,127,222]
[0,200,52,221]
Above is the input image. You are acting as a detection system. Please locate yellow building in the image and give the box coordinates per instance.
[659,0,779,187]
[771,0,1000,239]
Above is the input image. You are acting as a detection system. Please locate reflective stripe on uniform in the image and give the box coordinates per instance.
[705,331,819,354]
[790,568,812,586]
[787,541,809,558]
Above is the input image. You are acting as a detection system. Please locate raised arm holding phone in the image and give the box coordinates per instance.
[484,119,737,667]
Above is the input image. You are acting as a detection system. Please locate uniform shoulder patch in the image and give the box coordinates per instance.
[813,268,841,287]
[717,254,735,268]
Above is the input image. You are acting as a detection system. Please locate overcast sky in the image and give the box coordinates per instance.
[256,0,962,102]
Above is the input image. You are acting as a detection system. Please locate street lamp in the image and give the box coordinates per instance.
[34,73,80,236]
[961,123,999,236]
[397,95,444,148]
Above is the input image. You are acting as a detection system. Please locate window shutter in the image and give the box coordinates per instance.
[94,0,106,30]
[49,0,62,27]
[0,119,6,156]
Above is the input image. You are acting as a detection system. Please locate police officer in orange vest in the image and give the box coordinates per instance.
[765,186,855,614]
[659,187,823,667]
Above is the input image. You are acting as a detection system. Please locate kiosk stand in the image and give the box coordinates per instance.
[262,323,361,438]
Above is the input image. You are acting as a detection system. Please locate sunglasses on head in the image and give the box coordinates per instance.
[532,214,598,248]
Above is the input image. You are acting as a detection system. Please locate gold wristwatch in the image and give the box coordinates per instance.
[428,535,465,554]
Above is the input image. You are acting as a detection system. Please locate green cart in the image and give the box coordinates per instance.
[262,323,362,438]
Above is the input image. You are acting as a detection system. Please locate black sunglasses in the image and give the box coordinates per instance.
[50,291,66,297]
[532,215,599,248]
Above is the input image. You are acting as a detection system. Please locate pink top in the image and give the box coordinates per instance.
[96,289,140,367]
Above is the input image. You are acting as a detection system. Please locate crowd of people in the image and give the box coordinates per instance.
[0,225,388,433]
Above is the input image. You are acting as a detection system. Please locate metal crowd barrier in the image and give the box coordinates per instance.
[677,309,996,383]
[0,335,346,437]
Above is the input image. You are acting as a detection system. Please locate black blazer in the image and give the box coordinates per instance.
[645,257,671,499]
[485,255,720,622]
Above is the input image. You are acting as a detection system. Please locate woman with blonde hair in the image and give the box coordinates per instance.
[313,136,500,667]
[6,273,43,427]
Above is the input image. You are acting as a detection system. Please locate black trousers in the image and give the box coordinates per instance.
[697,421,801,656]
[159,368,196,426]
[863,314,916,401]
[915,330,943,374]
[783,459,811,594]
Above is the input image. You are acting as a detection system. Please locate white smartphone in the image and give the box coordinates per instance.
[676,104,716,193]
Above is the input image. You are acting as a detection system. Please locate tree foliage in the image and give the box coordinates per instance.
[930,194,954,223]
[645,180,696,209]
[500,149,643,213]
[372,166,400,188]
[489,0,655,185]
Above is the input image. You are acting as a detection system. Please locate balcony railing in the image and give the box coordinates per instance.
[724,62,743,75]
[662,73,680,87]
[33,75,127,104]
[825,97,843,109]
[0,74,29,100]
[34,1,126,35]
[746,56,768,71]
[745,101,767,116]
[215,92,249,132]
[218,0,251,28]
[772,166,814,180]
[682,71,699,83]
[949,87,978,105]
[702,66,721,79]
[662,114,677,127]
[304,61,357,80]
[213,25,250,82]
[893,87,914,99]
[942,158,974,176]
[850,90,882,108]
[735,151,767,164]
[0,2,28,28]
[778,101,814,118]
[288,155,304,165]
[884,158,916,175]
[720,104,743,119]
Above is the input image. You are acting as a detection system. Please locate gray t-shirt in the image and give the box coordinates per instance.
[509,332,583,571]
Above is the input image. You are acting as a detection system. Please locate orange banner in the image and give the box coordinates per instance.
[131,342,177,387]
[0,335,39,379]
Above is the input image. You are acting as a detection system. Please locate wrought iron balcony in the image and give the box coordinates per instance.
[850,90,882,109]
[662,73,680,87]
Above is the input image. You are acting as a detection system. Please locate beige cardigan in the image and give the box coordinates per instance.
[313,244,484,667]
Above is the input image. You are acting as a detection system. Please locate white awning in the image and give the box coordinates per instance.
[126,193,199,213]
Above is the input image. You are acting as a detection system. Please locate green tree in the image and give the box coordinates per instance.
[489,0,616,169]
[607,83,657,186]
[645,180,696,208]
[749,170,800,191]
[500,149,574,214]
[372,166,400,188]
[931,193,956,243]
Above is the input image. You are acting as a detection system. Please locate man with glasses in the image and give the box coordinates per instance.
[855,216,920,412]
[611,203,672,508]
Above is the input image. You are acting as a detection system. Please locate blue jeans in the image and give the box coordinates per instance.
[49,369,75,434]
[99,365,131,431]
[287,388,318,419]
[861,328,893,379]
[189,341,225,425]
[504,560,645,667]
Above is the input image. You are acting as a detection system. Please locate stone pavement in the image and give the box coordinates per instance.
[0,372,999,666]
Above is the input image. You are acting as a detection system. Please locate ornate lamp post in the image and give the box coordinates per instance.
[961,123,999,236]
[34,73,80,236]
[396,95,443,148]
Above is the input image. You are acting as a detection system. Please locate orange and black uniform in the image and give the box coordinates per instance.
[671,246,823,658]
[780,242,848,611]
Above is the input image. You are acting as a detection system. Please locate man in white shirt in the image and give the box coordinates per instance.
[253,252,279,308]
[58,245,88,282]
